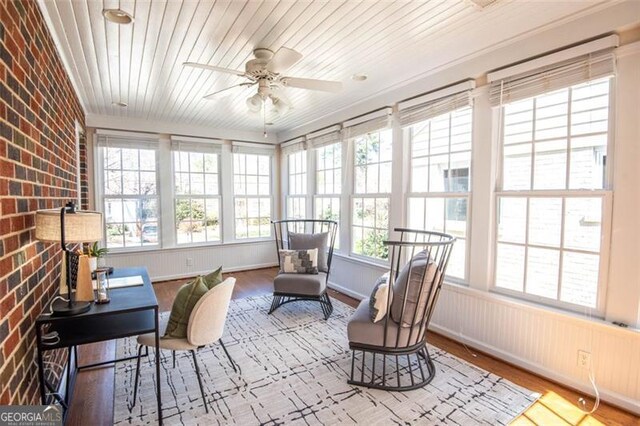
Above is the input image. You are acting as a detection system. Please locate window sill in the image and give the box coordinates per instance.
[106,238,275,256]
[332,252,389,270]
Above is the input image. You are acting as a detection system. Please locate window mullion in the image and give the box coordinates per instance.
[523,197,531,295]
[566,87,573,189]
[557,197,567,301]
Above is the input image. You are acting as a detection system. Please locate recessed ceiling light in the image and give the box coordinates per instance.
[102,9,134,25]
[112,101,128,107]
[351,74,368,82]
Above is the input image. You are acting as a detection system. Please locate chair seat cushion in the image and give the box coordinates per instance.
[347,299,425,348]
[139,315,198,351]
[273,272,327,296]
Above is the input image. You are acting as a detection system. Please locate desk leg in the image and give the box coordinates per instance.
[154,307,162,425]
[65,346,72,407]
[35,325,46,404]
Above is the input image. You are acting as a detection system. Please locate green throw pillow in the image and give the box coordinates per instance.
[203,266,223,289]
[163,276,209,339]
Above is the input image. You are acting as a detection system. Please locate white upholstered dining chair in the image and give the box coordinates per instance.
[132,277,237,413]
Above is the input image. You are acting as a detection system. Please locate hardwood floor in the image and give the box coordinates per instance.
[65,267,638,426]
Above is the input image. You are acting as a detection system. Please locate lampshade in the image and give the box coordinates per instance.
[36,209,104,243]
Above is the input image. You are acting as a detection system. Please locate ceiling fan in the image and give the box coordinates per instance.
[184,47,343,119]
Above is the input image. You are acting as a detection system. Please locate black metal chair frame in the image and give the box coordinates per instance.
[348,228,456,391]
[269,219,338,320]
[131,340,236,413]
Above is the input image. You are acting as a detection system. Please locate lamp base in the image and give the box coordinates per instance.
[51,299,91,316]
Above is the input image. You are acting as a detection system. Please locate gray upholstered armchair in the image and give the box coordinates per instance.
[347,228,456,391]
[269,219,338,320]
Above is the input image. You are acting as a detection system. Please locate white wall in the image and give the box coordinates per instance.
[106,240,276,281]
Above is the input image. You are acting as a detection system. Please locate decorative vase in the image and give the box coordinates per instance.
[76,254,95,302]
[89,256,98,272]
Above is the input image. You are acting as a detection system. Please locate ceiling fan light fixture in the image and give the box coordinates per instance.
[102,9,134,25]
[271,98,290,117]
[246,93,263,112]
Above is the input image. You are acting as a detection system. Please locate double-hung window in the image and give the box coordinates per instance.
[350,127,392,261]
[314,142,342,246]
[98,137,159,249]
[232,147,273,239]
[490,49,615,311]
[286,150,307,220]
[172,142,222,245]
[401,85,474,281]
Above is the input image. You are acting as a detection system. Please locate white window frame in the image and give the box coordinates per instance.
[404,106,473,284]
[491,78,615,315]
[96,142,161,252]
[286,150,308,220]
[172,150,222,246]
[350,129,392,263]
[314,142,342,248]
[232,152,273,241]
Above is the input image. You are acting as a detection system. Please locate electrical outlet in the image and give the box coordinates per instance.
[577,350,591,370]
[186,258,194,267]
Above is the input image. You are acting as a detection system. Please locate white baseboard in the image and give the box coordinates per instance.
[151,262,279,283]
[327,280,367,301]
[429,323,640,415]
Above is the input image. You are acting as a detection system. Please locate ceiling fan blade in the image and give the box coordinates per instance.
[281,77,342,93]
[183,62,246,77]
[203,83,254,100]
[267,47,302,73]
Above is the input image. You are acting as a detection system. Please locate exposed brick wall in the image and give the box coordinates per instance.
[0,0,85,405]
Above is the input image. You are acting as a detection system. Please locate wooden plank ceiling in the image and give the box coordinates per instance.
[39,0,609,137]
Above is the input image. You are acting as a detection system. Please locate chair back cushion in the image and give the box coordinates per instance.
[279,249,318,274]
[390,251,439,327]
[164,276,209,339]
[187,277,236,346]
[289,232,329,272]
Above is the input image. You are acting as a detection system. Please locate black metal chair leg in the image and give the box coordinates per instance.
[191,350,208,413]
[219,340,237,373]
[131,344,144,407]
[172,351,176,368]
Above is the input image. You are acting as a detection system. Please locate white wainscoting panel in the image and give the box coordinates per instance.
[106,241,277,282]
[327,254,388,300]
[328,260,640,414]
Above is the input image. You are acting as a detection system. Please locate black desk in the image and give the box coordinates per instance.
[35,267,162,424]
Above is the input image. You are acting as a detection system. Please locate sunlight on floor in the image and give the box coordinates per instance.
[511,391,605,426]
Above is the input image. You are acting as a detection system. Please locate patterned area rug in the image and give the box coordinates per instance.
[113,296,538,425]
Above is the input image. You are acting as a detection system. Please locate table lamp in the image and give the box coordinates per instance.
[36,202,104,316]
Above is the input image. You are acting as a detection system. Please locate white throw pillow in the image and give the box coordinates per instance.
[369,272,391,323]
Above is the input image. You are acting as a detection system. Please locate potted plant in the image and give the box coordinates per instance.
[87,241,108,272]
